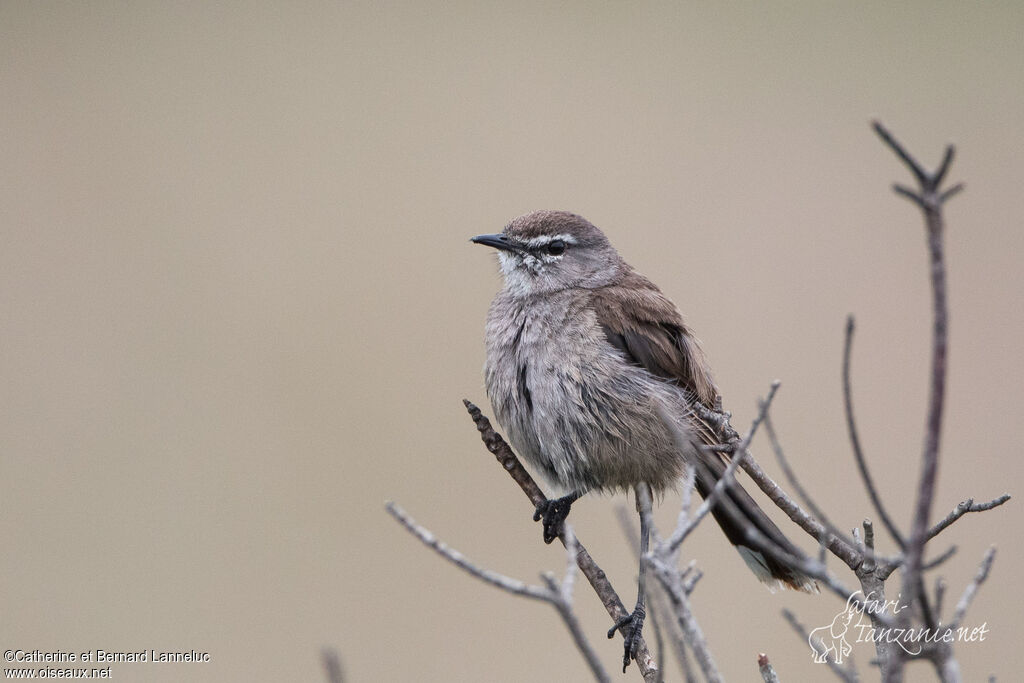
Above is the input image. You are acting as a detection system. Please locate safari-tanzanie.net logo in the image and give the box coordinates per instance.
[806,591,989,664]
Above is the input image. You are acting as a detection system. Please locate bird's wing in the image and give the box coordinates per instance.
[590,270,718,410]
[592,273,819,592]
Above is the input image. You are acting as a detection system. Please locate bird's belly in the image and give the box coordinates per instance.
[487,321,692,494]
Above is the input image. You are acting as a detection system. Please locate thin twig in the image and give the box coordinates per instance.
[386,502,611,683]
[873,119,962,683]
[758,653,782,683]
[634,474,723,683]
[933,577,946,620]
[763,412,899,572]
[387,501,550,600]
[665,381,781,555]
[645,555,723,683]
[736,453,862,569]
[547,529,613,683]
[863,520,874,552]
[926,495,1011,541]
[543,571,610,682]
[734,509,859,603]
[684,389,869,602]
[321,648,345,683]
[648,597,665,683]
[950,547,997,630]
[681,567,703,594]
[844,315,906,549]
[662,384,864,600]
[872,122,929,187]
[763,418,918,623]
[463,399,546,508]
[922,545,958,571]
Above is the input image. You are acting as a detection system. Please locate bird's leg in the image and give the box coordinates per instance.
[533,491,580,544]
[608,484,650,672]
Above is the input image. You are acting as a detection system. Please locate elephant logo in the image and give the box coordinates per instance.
[807,592,865,664]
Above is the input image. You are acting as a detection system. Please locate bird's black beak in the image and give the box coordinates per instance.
[470,233,523,254]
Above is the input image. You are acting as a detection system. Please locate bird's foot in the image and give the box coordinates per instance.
[607,605,646,672]
[694,402,739,443]
[533,494,575,544]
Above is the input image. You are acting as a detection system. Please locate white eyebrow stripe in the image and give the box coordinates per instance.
[522,234,578,248]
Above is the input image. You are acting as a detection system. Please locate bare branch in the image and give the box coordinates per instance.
[691,390,870,570]
[387,502,611,682]
[693,399,874,599]
[735,509,860,604]
[464,399,546,508]
[758,653,782,683]
[873,120,969,683]
[463,400,659,682]
[940,183,965,203]
[926,495,1011,541]
[950,547,997,630]
[321,648,344,683]
[934,577,946,620]
[933,144,956,187]
[648,598,666,683]
[560,526,580,603]
[386,501,551,601]
[645,555,723,683]
[546,530,613,683]
[763,412,899,573]
[681,566,703,595]
[872,120,931,187]
[922,545,958,571]
[844,315,906,549]
[667,463,698,567]
[633,451,733,682]
[893,184,926,208]
[738,454,862,569]
[665,381,781,555]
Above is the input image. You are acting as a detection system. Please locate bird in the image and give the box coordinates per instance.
[472,210,817,670]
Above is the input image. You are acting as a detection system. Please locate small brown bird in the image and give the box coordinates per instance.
[473,210,817,668]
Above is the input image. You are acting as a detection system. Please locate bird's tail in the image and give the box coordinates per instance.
[693,454,819,593]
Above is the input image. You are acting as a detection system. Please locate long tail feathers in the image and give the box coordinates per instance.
[693,455,819,593]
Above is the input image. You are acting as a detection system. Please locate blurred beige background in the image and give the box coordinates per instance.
[2,2,1022,681]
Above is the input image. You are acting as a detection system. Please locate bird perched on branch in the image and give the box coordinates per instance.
[472,210,817,670]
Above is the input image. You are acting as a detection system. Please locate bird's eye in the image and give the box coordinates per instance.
[546,239,566,256]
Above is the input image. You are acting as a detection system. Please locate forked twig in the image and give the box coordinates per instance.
[386,503,611,682]
[927,495,1011,541]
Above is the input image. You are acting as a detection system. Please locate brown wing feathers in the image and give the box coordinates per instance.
[592,272,717,406]
[591,272,817,592]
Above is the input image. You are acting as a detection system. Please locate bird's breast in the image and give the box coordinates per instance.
[483,291,697,494]
[484,295,627,484]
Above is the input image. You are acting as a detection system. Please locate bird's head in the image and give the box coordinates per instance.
[472,210,625,296]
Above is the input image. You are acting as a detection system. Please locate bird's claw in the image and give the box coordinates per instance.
[607,606,646,672]
[533,495,574,544]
